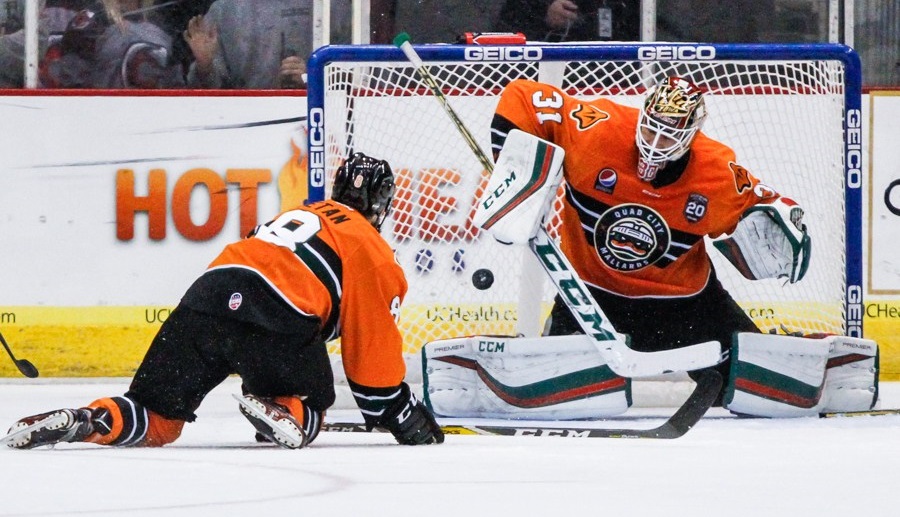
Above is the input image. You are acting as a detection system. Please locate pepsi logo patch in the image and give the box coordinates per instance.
[228,292,243,310]
[594,168,618,194]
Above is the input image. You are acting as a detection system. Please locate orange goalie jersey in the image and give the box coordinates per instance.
[493,79,780,298]
[208,200,408,389]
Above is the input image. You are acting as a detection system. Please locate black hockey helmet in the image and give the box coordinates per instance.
[332,152,395,230]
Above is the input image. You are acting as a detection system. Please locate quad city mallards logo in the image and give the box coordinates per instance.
[593,204,670,271]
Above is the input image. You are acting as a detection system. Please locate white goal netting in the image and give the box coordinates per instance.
[308,43,860,401]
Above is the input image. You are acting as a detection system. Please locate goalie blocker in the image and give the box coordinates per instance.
[423,332,878,419]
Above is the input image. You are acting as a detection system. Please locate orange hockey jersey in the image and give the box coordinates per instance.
[494,79,779,298]
[207,200,408,388]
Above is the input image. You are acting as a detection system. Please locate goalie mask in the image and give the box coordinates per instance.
[635,77,707,181]
[332,152,395,230]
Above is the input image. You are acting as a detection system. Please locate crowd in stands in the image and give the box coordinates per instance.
[0,0,328,89]
[0,0,894,89]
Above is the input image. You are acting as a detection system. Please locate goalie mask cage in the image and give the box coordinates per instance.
[307,42,862,393]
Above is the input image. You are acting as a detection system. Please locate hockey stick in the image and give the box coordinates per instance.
[394,33,494,175]
[819,408,900,418]
[0,329,39,378]
[325,369,722,439]
[394,33,722,378]
[530,227,721,376]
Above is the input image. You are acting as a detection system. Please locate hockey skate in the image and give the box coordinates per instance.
[2,408,108,449]
[233,394,308,449]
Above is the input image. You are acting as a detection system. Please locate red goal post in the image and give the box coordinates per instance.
[306,42,863,392]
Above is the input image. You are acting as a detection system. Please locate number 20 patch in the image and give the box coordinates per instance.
[684,193,708,223]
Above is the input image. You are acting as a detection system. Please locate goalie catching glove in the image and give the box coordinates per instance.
[352,381,444,445]
[714,197,811,283]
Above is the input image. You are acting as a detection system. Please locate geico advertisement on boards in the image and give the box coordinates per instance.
[0,94,309,306]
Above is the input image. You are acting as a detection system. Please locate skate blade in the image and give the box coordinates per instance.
[1,413,69,449]
[232,394,306,449]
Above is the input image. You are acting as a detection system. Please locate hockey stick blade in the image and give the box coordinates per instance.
[0,330,39,378]
[530,229,724,377]
[819,408,900,418]
[325,370,722,439]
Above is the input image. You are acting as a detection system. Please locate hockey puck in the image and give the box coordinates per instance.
[472,268,494,290]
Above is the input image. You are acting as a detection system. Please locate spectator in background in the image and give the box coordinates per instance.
[0,0,82,87]
[40,0,184,88]
[151,0,215,73]
[494,0,639,42]
[656,0,772,43]
[184,0,350,89]
[382,0,503,44]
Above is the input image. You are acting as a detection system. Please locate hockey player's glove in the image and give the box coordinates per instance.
[364,382,444,445]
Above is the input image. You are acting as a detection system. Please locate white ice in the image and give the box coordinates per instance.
[2,378,898,517]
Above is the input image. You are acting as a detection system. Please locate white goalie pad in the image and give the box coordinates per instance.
[724,333,878,417]
[422,335,631,420]
[713,197,811,283]
[820,335,879,412]
[472,129,565,245]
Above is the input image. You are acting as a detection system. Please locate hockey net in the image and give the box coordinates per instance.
[307,43,861,405]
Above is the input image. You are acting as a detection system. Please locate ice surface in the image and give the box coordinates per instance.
[1,378,898,517]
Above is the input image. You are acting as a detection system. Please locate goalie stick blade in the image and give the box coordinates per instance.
[529,229,723,377]
[324,370,722,440]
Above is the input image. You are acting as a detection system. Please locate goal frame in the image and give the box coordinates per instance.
[306,42,864,339]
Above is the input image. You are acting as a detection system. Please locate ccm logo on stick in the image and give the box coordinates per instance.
[464,47,542,61]
[638,46,715,60]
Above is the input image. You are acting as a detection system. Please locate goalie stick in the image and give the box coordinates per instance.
[325,369,722,439]
[394,33,722,378]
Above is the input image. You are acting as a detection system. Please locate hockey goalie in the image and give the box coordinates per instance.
[422,77,879,420]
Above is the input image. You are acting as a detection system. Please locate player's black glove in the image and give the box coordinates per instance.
[364,382,444,445]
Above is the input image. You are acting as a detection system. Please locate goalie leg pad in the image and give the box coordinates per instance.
[820,335,878,412]
[723,333,830,417]
[422,335,631,420]
[723,333,880,417]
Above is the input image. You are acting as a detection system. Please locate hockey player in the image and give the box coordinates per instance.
[426,77,876,420]
[3,152,444,450]
[490,77,810,404]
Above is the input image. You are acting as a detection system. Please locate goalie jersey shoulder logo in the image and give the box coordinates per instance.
[570,104,610,130]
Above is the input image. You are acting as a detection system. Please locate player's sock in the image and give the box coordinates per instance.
[85,396,151,446]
